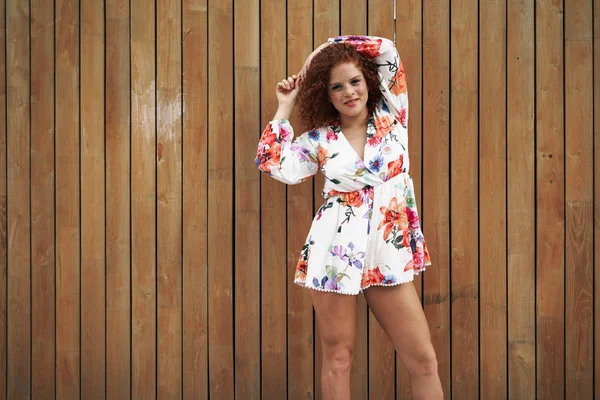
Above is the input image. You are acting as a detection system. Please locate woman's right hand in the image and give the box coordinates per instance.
[275,74,301,109]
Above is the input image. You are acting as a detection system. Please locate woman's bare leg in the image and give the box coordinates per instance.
[364,282,443,399]
[310,290,358,400]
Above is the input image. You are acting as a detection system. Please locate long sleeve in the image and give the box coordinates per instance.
[328,36,408,122]
[255,119,320,185]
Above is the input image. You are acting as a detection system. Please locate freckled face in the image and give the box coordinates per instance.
[328,62,369,122]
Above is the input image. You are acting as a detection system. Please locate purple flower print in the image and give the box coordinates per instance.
[324,278,340,291]
[330,245,349,263]
[382,275,397,285]
[369,155,384,172]
[290,143,311,162]
[346,242,366,269]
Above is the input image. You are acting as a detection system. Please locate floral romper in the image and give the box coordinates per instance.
[255,36,431,295]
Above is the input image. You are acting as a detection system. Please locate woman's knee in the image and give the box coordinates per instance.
[322,343,355,375]
[404,344,438,377]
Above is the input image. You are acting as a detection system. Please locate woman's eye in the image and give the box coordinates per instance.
[331,85,341,91]
[352,79,360,85]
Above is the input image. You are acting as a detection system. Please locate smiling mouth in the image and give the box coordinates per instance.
[344,99,358,106]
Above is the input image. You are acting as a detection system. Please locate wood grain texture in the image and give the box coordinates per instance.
[182,0,208,398]
[286,1,315,398]
[450,0,479,397]
[131,0,157,396]
[507,0,536,397]
[536,0,565,398]
[80,0,106,396]
[340,1,369,398]
[106,0,131,396]
[595,0,600,397]
[234,0,261,397]
[341,0,366,35]
[30,0,55,396]
[422,0,451,395]
[157,0,183,396]
[366,1,396,398]
[479,0,507,398]
[208,0,234,397]
[260,0,288,397]
[396,0,423,395]
[313,2,339,398]
[7,0,31,397]
[55,0,81,397]
[0,0,7,397]
[564,0,594,396]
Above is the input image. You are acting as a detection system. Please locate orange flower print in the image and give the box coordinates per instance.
[397,107,407,128]
[389,61,407,96]
[367,136,383,147]
[361,266,385,287]
[318,145,330,166]
[374,114,394,138]
[341,190,364,208]
[403,259,415,272]
[385,154,404,181]
[295,259,308,281]
[257,145,281,174]
[353,37,383,58]
[377,197,408,240]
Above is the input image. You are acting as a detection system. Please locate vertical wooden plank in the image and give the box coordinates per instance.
[312,2,338,398]
[208,0,234,397]
[450,0,479,397]
[0,0,7,396]
[396,0,423,395]
[234,0,260,397]
[157,0,183,396]
[536,0,565,397]
[564,0,594,397]
[6,0,31,397]
[55,0,80,396]
[31,0,55,396]
[80,0,105,396]
[422,0,451,396]
[260,0,288,397]
[341,0,366,35]
[366,1,396,398]
[106,0,131,396]
[479,0,507,398]
[595,0,600,396]
[182,0,208,398]
[287,0,314,397]
[339,2,368,397]
[507,0,536,397]
[131,0,157,396]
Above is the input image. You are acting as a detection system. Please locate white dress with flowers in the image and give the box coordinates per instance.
[255,36,430,295]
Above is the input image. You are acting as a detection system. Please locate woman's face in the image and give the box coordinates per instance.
[327,61,369,123]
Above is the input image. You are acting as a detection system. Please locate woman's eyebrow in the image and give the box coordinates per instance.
[329,75,362,86]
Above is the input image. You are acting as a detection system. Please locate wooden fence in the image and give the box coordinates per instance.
[1,0,598,398]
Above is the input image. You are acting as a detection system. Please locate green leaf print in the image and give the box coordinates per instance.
[337,273,351,282]
[325,265,335,279]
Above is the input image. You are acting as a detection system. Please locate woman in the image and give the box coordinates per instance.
[255,36,443,399]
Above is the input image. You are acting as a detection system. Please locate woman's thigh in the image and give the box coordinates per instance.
[363,283,434,365]
[310,290,359,349]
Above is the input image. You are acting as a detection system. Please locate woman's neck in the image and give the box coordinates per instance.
[340,111,368,132]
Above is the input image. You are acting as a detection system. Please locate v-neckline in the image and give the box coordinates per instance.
[335,118,375,167]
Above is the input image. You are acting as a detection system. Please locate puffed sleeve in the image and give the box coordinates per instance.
[328,36,408,123]
[255,119,320,185]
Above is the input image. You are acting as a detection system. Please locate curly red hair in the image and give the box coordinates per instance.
[297,43,382,131]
